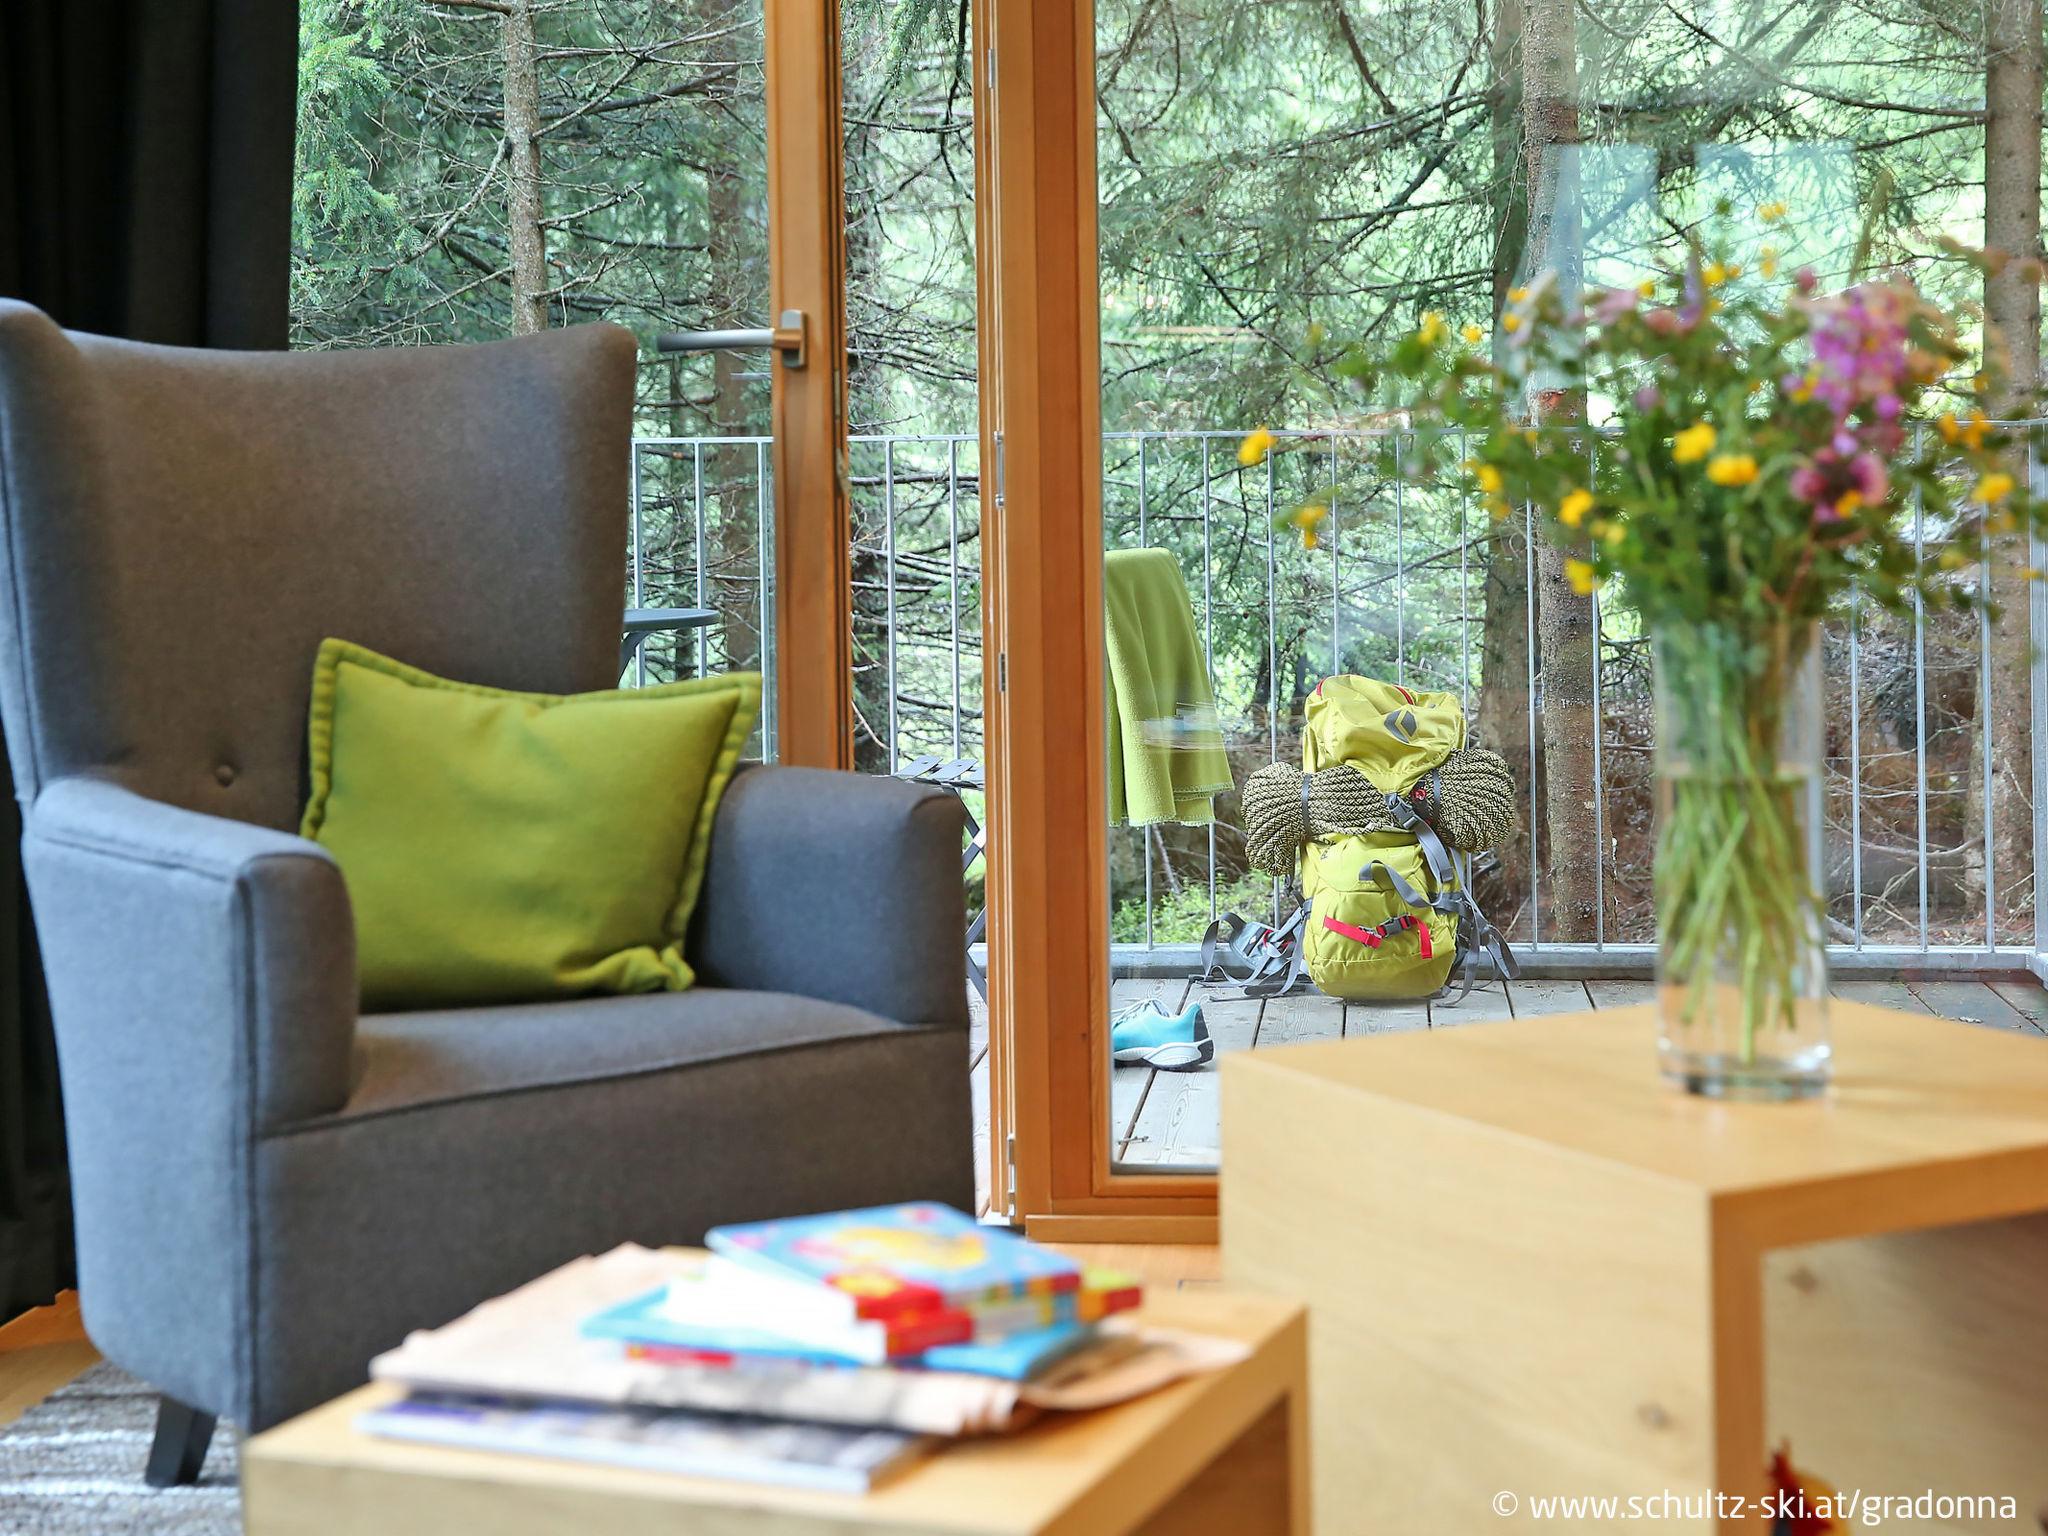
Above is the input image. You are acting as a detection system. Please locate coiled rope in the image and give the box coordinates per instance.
[1241,747,1520,878]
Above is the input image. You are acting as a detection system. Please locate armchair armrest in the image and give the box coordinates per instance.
[24,777,358,1131]
[688,765,968,1027]
[20,777,357,1416]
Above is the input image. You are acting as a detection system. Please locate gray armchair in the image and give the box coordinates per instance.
[0,302,974,1476]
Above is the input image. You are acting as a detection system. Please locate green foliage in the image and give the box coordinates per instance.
[292,2,408,324]
[1112,872,1278,944]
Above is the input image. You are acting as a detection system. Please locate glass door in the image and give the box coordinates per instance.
[628,1,853,767]
[294,0,854,764]
[983,0,2045,1235]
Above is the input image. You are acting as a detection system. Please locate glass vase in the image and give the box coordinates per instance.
[1652,617,1830,1099]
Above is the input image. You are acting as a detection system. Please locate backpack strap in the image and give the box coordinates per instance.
[1198,902,1312,998]
[1242,901,1310,997]
[1385,792,1460,894]
[1373,794,1521,1003]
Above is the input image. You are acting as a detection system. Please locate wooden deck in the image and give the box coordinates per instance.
[971,975,2048,1201]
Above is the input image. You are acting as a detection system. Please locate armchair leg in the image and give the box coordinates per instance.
[143,1396,216,1487]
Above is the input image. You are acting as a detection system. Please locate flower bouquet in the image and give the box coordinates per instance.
[1326,204,2045,1096]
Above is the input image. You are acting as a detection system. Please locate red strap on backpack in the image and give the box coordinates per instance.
[1324,912,1434,958]
[1323,915,1382,948]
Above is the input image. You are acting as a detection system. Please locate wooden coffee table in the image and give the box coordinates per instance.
[1222,1000,2048,1534]
[241,1270,1307,1536]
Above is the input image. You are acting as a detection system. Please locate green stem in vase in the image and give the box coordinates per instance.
[1655,620,1821,1061]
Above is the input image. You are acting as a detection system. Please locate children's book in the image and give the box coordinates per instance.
[970,1268,1145,1338]
[583,1283,970,1369]
[358,1393,928,1492]
[916,1322,1096,1381]
[706,1203,1085,1316]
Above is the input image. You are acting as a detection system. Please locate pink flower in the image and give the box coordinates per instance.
[1793,446,1890,522]
[1633,384,1661,412]
[1642,308,1686,337]
[1794,266,1819,294]
[1590,287,1640,324]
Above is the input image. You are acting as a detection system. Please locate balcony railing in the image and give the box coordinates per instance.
[629,426,2048,976]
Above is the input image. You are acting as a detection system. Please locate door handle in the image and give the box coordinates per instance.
[653,309,807,370]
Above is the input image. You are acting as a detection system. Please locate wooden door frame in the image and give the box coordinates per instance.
[764,0,854,770]
[974,0,1220,1240]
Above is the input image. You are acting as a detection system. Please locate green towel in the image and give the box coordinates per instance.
[1104,548,1233,826]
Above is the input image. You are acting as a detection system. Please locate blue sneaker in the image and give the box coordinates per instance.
[1111,1000,1213,1071]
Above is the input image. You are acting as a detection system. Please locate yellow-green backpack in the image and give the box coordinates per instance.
[1298,677,1505,1001]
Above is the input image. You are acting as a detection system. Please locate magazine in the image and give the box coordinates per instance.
[357,1393,929,1493]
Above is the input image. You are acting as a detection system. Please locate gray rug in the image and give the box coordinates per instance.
[0,1364,240,1535]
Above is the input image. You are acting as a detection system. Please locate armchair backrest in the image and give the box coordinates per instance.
[0,302,639,830]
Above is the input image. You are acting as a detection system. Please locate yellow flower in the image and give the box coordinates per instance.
[1558,488,1595,528]
[1507,285,1528,304]
[1288,502,1330,550]
[1758,201,1789,222]
[1238,427,1276,467]
[1672,422,1717,464]
[1636,279,1657,298]
[2025,566,2044,582]
[1565,558,1599,596]
[1940,547,1972,571]
[1603,520,1627,548]
[1760,245,1779,279]
[1470,462,1504,495]
[1461,322,1485,344]
[1977,470,2016,504]
[1706,453,1759,487]
[1835,490,1864,518]
[1502,312,1523,333]
[1417,311,1447,345]
[1486,497,1511,522]
[1962,411,1991,449]
[1937,412,1961,444]
[1702,262,1728,287]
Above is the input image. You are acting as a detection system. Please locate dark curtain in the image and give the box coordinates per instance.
[0,0,298,1319]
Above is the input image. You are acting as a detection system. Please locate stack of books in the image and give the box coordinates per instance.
[359,1203,1144,1493]
[591,1202,1143,1380]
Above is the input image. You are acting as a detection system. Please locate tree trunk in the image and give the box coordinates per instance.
[707,144,763,679]
[1974,0,2042,940]
[844,75,891,773]
[502,0,548,335]
[1521,0,1601,941]
[1473,0,1534,929]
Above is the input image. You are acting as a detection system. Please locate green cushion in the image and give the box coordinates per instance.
[301,638,761,1010]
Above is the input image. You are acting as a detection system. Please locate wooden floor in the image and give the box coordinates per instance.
[1101,973,2048,1171]
[0,1291,94,1432]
